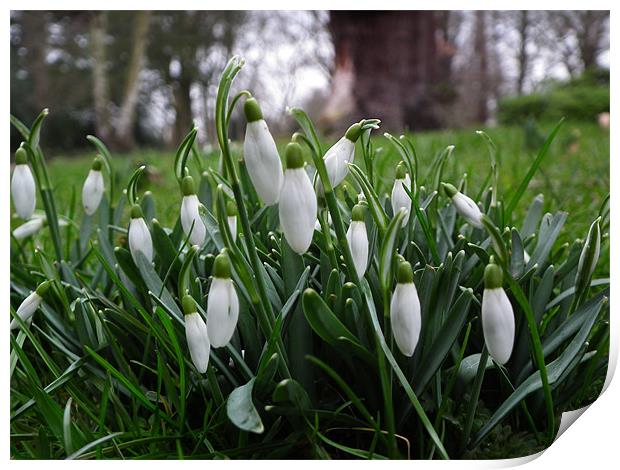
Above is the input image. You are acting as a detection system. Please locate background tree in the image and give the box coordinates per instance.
[324,11,442,132]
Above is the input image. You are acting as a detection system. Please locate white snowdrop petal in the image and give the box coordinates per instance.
[13,218,44,240]
[129,217,153,264]
[316,137,355,195]
[453,192,483,228]
[181,195,206,245]
[228,216,237,241]
[481,288,515,365]
[11,292,43,330]
[11,164,36,219]
[346,221,368,278]
[279,168,317,254]
[207,278,240,348]
[391,174,412,226]
[82,170,105,215]
[185,312,211,373]
[390,282,422,357]
[244,120,284,205]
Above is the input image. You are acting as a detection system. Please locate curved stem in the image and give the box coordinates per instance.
[215,57,290,379]
[226,90,252,128]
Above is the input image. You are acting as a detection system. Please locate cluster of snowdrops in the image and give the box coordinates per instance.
[10,90,553,376]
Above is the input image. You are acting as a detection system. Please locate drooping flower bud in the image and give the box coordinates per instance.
[11,148,36,220]
[481,258,515,365]
[13,217,45,240]
[315,122,362,196]
[391,162,412,226]
[180,175,206,246]
[390,261,422,357]
[346,204,369,278]
[10,280,52,330]
[574,216,601,297]
[128,204,153,265]
[206,252,239,348]
[441,182,483,229]
[279,142,317,254]
[226,200,238,241]
[82,156,105,215]
[243,97,284,205]
[182,294,210,373]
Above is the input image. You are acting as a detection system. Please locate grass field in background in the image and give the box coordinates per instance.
[44,121,609,270]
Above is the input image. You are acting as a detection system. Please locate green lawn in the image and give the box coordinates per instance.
[46,121,609,258]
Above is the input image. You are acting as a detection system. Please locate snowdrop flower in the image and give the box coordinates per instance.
[481,259,515,365]
[390,261,422,357]
[13,217,45,240]
[207,252,239,348]
[128,204,153,265]
[226,200,238,241]
[243,97,283,205]
[279,142,317,254]
[391,162,412,226]
[11,280,51,330]
[180,175,206,246]
[11,147,36,220]
[315,122,362,196]
[441,182,483,229]
[346,204,368,278]
[182,294,210,373]
[82,156,105,215]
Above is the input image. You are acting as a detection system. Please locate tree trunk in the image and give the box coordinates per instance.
[577,11,607,72]
[173,76,194,145]
[516,11,529,95]
[116,11,152,150]
[324,11,441,132]
[90,12,112,142]
[474,11,488,124]
[21,12,49,110]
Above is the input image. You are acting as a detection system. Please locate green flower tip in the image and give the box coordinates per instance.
[395,162,407,179]
[484,261,503,289]
[441,182,458,198]
[130,204,143,219]
[91,156,103,171]
[182,295,197,315]
[397,261,414,284]
[351,204,366,222]
[213,252,231,278]
[15,147,28,165]
[182,175,196,196]
[345,122,362,142]
[226,200,238,216]
[35,280,52,297]
[243,97,263,123]
[285,142,304,169]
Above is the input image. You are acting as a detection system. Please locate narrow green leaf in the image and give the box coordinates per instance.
[506,119,564,216]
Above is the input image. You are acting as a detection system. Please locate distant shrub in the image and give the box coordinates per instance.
[498,69,610,124]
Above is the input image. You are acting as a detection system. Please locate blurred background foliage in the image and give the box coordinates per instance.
[10,10,610,153]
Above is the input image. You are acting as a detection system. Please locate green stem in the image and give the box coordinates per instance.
[428,322,471,458]
[226,90,252,128]
[505,275,556,443]
[461,347,488,453]
[318,207,339,269]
